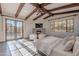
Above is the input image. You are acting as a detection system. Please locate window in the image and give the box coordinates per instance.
[67,19,74,32]
[50,18,74,32]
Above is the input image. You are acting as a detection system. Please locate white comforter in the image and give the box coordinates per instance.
[35,36,63,55]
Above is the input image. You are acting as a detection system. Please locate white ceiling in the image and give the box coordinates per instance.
[1,3,20,17]
[44,3,71,10]
[1,3,79,20]
[17,3,35,19]
[51,6,79,13]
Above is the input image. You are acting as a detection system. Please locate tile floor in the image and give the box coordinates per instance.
[0,39,41,56]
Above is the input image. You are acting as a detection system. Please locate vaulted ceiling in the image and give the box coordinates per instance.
[0,3,79,20]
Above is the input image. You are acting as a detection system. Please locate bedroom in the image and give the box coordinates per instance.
[0,3,79,56]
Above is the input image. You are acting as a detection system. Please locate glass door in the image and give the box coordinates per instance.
[6,20,16,40]
[6,19,23,41]
[16,21,23,38]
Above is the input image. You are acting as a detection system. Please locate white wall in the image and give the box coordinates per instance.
[24,13,79,38]
[24,17,50,38]
[0,15,5,42]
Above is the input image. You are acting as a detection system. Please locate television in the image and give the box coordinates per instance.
[35,23,43,28]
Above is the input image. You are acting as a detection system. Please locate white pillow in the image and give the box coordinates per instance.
[39,33,46,39]
[73,38,79,56]
[63,35,76,45]
[74,49,79,56]
[64,39,76,51]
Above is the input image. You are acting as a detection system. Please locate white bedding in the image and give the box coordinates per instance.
[35,36,63,55]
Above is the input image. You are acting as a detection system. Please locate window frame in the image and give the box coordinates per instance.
[50,18,74,32]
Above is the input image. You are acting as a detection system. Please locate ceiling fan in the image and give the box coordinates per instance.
[30,3,45,15]
[30,3,52,15]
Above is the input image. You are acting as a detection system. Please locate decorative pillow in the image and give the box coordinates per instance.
[64,39,76,51]
[63,35,76,45]
[74,49,79,56]
[73,38,79,56]
[63,35,70,45]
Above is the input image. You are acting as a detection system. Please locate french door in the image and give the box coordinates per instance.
[6,19,23,41]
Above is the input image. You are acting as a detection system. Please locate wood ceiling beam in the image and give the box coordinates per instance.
[55,10,79,15]
[33,8,54,20]
[0,4,2,14]
[33,7,54,20]
[15,3,25,17]
[25,3,51,20]
[30,3,52,15]
[2,14,24,20]
[40,3,51,7]
[44,10,79,19]
[49,3,79,11]
[33,13,45,20]
[44,3,79,19]
[30,3,54,20]
[43,14,53,19]
[33,3,79,20]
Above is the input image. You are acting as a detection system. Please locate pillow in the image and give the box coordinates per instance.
[64,39,76,51]
[74,49,79,56]
[39,33,46,39]
[63,35,76,45]
[73,38,79,56]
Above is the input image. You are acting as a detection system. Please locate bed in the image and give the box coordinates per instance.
[34,36,63,55]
